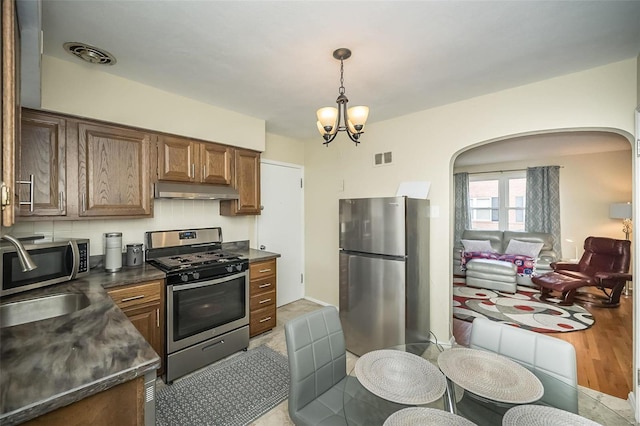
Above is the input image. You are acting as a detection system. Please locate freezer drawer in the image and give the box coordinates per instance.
[339,252,406,356]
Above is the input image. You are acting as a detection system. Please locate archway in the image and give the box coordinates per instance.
[449,128,634,400]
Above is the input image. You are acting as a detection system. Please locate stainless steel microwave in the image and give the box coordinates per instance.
[1,238,90,296]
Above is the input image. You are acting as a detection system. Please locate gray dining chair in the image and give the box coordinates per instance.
[284,306,350,425]
[468,317,579,413]
[285,306,390,426]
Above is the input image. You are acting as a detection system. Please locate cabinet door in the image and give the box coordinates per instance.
[1,0,19,226]
[220,149,261,215]
[77,122,151,217]
[157,135,196,182]
[199,143,232,185]
[122,302,163,360]
[19,111,66,216]
[108,280,164,375]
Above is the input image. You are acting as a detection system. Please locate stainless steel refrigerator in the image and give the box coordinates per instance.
[339,196,430,356]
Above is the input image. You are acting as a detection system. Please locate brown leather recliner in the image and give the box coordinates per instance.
[532,236,632,308]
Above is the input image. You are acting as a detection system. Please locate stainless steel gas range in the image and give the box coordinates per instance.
[145,227,249,384]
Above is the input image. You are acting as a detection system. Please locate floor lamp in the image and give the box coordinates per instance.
[610,202,633,240]
[609,202,633,294]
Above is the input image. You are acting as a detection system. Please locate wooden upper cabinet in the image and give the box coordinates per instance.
[220,148,261,216]
[200,143,233,185]
[18,111,66,216]
[157,135,233,185]
[157,135,196,182]
[1,0,19,227]
[77,122,152,217]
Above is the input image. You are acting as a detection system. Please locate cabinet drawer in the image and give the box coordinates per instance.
[250,276,275,296]
[250,305,276,336]
[250,289,276,311]
[249,259,276,280]
[108,281,162,310]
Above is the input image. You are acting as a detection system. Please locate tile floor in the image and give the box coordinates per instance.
[160,299,637,425]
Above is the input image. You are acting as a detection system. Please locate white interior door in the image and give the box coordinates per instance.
[257,160,304,306]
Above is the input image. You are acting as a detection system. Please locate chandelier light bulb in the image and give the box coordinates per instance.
[317,107,339,132]
[347,106,369,129]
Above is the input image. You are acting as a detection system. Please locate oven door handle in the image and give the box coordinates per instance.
[171,270,247,291]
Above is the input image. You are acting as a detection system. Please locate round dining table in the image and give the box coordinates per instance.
[341,342,632,425]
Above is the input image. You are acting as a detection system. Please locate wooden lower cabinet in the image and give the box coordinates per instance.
[249,259,277,337]
[23,376,145,426]
[108,280,164,375]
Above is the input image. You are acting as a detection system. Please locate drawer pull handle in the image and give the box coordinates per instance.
[202,339,224,351]
[156,308,160,328]
[258,283,271,288]
[121,295,145,302]
[259,268,272,273]
[259,316,272,323]
[259,298,271,304]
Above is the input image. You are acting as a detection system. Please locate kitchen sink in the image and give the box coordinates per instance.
[0,293,91,328]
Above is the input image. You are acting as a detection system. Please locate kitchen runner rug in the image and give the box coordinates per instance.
[453,278,594,333]
[156,345,289,426]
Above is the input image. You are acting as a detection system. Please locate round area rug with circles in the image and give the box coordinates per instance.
[452,279,594,333]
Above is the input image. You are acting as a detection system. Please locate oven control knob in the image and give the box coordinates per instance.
[226,265,234,273]
[180,274,189,282]
[192,271,200,280]
[235,264,242,271]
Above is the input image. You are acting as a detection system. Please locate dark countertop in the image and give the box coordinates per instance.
[222,241,281,263]
[0,246,280,425]
[0,265,164,425]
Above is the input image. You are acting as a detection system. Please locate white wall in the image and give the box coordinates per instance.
[41,56,265,151]
[455,149,633,260]
[303,59,637,342]
[262,133,305,165]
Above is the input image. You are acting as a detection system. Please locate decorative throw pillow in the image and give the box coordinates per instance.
[460,251,500,271]
[461,239,496,253]
[498,254,536,276]
[504,239,544,259]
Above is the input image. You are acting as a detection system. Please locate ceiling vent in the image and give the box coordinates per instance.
[63,42,116,65]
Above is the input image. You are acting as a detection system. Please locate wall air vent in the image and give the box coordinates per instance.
[63,42,117,65]
[374,151,393,167]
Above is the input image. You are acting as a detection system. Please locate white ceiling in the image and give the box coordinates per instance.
[29,1,640,148]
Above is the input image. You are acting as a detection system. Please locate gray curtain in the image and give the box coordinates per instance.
[526,166,562,256]
[454,172,470,244]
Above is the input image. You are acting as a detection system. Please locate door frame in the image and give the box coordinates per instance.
[255,158,305,305]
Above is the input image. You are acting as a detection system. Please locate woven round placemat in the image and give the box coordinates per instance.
[437,348,543,404]
[383,407,477,426]
[354,349,447,405]
[502,405,602,425]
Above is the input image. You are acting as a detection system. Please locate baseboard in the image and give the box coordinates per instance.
[303,296,331,307]
[628,391,638,422]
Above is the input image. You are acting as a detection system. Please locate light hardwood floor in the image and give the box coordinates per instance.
[453,288,633,399]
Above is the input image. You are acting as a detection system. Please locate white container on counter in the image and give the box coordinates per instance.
[104,232,123,272]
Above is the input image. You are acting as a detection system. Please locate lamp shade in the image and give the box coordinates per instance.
[347,106,369,127]
[317,107,338,131]
[609,202,632,219]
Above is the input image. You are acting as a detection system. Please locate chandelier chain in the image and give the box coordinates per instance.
[339,59,345,95]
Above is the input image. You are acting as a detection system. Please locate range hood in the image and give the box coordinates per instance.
[154,182,239,200]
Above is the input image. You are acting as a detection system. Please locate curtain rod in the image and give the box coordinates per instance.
[468,166,563,175]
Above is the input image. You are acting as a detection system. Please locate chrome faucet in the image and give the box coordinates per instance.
[1,234,37,272]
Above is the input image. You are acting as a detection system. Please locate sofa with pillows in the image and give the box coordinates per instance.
[453,230,558,292]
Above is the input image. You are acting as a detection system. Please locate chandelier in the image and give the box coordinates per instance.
[316,48,369,146]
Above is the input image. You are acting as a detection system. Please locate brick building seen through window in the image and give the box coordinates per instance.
[469,172,526,231]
